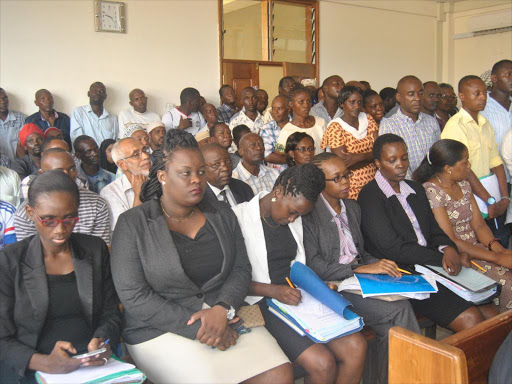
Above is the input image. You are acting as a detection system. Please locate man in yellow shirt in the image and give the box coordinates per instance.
[442,75,510,247]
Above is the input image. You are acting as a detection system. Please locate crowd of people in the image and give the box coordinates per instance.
[0,58,511,384]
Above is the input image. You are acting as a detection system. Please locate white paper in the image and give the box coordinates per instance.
[474,173,501,216]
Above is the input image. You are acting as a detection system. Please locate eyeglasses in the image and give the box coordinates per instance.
[294,146,315,153]
[206,159,232,170]
[325,172,353,183]
[119,147,151,161]
[32,210,79,227]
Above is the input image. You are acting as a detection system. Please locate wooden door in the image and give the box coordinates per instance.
[222,61,259,109]
[283,62,316,83]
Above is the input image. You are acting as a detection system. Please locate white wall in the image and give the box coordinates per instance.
[319,1,438,92]
[0,0,220,117]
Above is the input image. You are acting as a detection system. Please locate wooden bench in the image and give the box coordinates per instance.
[388,310,512,384]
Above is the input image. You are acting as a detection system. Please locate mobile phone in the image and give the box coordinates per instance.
[72,347,106,359]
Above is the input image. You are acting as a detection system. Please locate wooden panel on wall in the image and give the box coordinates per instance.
[223,61,260,109]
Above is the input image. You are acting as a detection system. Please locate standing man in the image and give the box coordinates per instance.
[380,75,440,178]
[256,89,269,115]
[162,87,205,136]
[310,75,344,123]
[482,60,512,182]
[11,124,44,179]
[420,81,444,130]
[74,135,115,194]
[101,137,151,232]
[437,83,458,129]
[118,88,160,139]
[217,85,238,123]
[442,75,510,247]
[229,87,265,134]
[232,133,279,195]
[25,89,71,146]
[0,88,25,162]
[70,82,118,145]
[260,95,289,170]
[263,76,296,123]
[147,121,166,152]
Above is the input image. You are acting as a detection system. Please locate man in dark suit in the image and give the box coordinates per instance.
[201,143,254,207]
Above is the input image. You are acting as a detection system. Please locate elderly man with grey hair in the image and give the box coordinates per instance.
[100,137,152,231]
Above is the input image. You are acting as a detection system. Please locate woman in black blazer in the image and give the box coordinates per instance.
[358,134,497,332]
[110,130,292,384]
[0,170,121,383]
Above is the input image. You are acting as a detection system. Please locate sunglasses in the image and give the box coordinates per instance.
[32,210,79,227]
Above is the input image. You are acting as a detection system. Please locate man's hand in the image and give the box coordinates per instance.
[177,116,192,130]
[495,199,509,217]
[126,173,147,197]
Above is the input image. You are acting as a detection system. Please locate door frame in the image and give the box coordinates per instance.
[218,0,320,89]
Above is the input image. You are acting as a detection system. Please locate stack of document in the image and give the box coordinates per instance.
[36,357,145,384]
[268,262,363,343]
[415,265,498,304]
[338,274,437,300]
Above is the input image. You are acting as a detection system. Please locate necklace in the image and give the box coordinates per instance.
[160,201,195,222]
[261,216,280,228]
[435,174,443,185]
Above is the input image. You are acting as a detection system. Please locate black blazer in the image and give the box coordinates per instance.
[0,234,121,381]
[110,198,252,345]
[203,178,254,207]
[358,179,456,266]
[303,197,381,281]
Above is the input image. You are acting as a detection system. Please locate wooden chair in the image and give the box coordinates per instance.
[389,310,512,384]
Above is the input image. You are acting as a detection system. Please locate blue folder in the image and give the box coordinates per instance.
[354,273,437,296]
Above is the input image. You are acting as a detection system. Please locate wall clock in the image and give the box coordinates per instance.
[94,1,126,33]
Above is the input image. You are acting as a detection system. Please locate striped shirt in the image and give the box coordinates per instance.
[310,100,343,124]
[259,120,287,172]
[320,194,358,264]
[217,103,236,123]
[0,201,16,250]
[375,171,427,247]
[481,93,512,182]
[232,162,279,195]
[14,188,111,245]
[379,108,440,179]
[20,174,89,203]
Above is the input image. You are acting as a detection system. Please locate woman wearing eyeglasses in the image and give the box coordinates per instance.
[0,170,121,383]
[284,132,315,167]
[304,153,420,383]
[321,86,379,199]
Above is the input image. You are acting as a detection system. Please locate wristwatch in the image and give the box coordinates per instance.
[486,197,496,206]
[215,302,236,320]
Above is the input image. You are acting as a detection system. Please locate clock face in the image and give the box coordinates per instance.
[100,1,122,32]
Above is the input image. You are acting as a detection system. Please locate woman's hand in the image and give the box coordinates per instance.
[354,259,401,277]
[216,326,239,351]
[188,306,228,347]
[338,151,361,168]
[44,341,82,374]
[459,252,472,268]
[496,252,512,269]
[272,285,302,306]
[442,247,462,275]
[80,337,112,367]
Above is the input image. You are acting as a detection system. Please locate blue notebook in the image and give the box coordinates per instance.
[354,273,437,297]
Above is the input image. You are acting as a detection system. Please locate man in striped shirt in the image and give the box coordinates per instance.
[14,148,111,244]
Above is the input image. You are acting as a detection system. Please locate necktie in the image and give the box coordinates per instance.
[218,190,230,206]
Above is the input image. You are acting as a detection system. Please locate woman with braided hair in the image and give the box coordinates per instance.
[111,129,293,383]
[232,163,367,384]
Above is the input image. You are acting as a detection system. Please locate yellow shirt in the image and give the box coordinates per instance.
[441,108,502,178]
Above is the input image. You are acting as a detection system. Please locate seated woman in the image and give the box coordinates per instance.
[99,138,117,174]
[321,86,379,199]
[275,85,326,157]
[284,132,315,168]
[413,139,512,312]
[362,90,385,126]
[304,152,421,382]
[232,164,367,384]
[0,170,120,383]
[110,130,292,384]
[358,134,497,333]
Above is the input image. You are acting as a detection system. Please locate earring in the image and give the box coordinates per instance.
[271,197,277,202]
[162,181,166,186]
[448,170,452,175]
